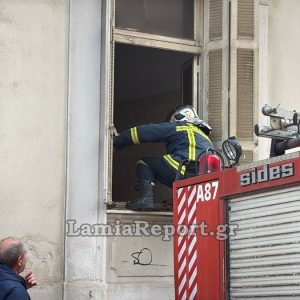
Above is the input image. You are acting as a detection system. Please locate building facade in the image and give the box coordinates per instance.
[0,0,300,299]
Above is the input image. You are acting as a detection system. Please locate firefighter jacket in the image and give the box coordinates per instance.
[113,121,214,175]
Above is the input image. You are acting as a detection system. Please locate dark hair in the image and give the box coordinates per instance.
[0,238,26,268]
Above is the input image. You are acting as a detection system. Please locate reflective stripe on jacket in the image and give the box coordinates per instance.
[113,121,214,175]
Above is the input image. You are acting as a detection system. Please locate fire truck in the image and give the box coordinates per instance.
[173,105,300,299]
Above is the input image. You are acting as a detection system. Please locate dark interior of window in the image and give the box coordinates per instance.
[113,43,193,209]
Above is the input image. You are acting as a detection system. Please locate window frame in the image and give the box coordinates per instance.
[106,0,204,209]
[112,0,203,54]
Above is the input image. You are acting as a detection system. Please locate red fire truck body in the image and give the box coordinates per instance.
[173,151,300,299]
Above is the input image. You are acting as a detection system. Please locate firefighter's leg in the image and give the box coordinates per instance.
[125,159,156,211]
[141,157,176,188]
[126,157,177,211]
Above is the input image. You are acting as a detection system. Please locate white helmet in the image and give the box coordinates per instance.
[167,105,212,136]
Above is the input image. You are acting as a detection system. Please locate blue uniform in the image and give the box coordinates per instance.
[0,264,31,300]
[114,121,214,187]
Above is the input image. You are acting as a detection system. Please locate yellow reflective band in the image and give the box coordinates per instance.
[164,155,186,175]
[187,130,196,161]
[187,123,211,142]
[187,130,193,160]
[176,124,211,142]
[176,125,196,161]
[176,125,200,136]
[130,127,140,144]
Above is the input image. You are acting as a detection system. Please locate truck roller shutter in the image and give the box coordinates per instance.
[228,186,300,298]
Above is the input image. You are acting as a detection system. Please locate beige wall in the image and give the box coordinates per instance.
[0,0,68,298]
[256,0,300,158]
[269,0,300,110]
[257,0,300,159]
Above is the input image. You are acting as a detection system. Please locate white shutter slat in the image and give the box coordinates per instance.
[209,0,223,40]
[237,49,254,142]
[208,49,222,141]
[238,0,254,39]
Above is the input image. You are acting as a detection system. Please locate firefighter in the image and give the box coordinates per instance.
[113,105,214,211]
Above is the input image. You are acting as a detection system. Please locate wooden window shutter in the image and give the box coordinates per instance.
[241,150,253,164]
[238,0,254,39]
[236,48,254,142]
[208,49,223,141]
[205,0,228,146]
[209,0,223,40]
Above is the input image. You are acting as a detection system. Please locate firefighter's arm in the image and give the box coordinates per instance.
[133,123,173,143]
[113,127,143,150]
[113,129,132,150]
[113,123,172,150]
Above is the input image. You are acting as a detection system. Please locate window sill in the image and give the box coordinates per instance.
[107,209,173,216]
[107,209,173,224]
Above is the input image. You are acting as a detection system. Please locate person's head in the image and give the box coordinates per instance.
[0,237,27,274]
[166,105,212,136]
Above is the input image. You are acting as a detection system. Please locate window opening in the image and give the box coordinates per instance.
[181,58,194,106]
[112,43,193,210]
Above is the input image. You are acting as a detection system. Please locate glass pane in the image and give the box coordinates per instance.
[115,0,194,40]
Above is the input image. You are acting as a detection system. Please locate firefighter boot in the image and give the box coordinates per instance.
[126,180,155,211]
